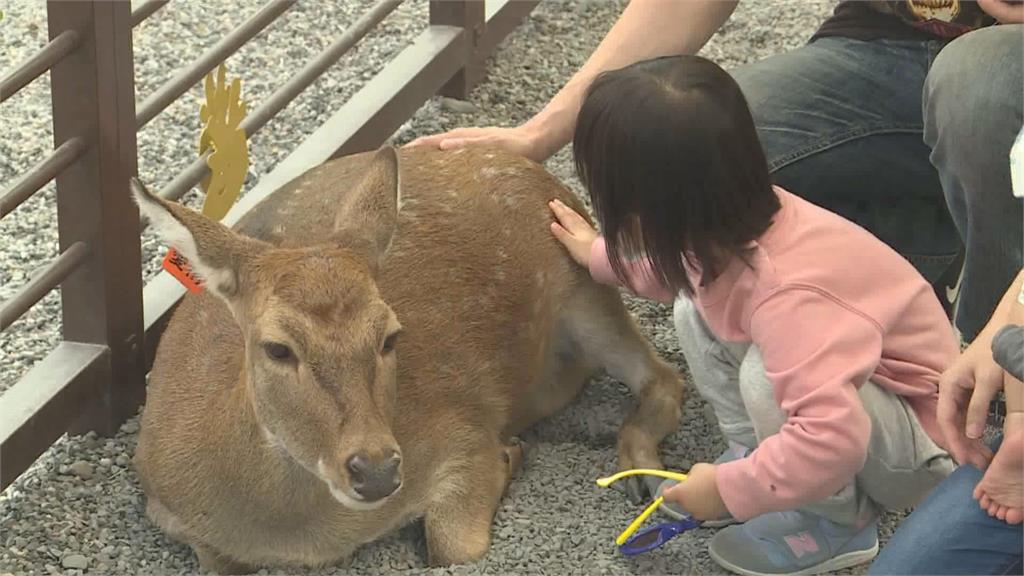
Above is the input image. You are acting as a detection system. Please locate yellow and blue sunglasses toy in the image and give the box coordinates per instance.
[595,469,703,555]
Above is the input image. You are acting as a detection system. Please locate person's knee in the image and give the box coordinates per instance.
[924,25,1023,143]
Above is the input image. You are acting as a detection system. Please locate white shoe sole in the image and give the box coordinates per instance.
[657,501,738,528]
[708,540,879,576]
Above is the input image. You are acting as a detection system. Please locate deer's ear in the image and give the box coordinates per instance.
[332,145,400,268]
[131,178,266,303]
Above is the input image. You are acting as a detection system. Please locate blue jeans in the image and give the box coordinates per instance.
[868,436,1024,575]
[732,25,1024,341]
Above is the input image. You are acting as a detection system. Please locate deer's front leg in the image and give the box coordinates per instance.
[424,438,525,566]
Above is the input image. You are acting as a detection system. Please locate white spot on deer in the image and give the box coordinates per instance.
[535,271,548,288]
[484,153,495,159]
[480,167,499,179]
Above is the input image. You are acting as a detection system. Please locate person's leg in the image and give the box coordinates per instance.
[924,24,1024,341]
[707,347,875,575]
[869,436,1024,576]
[731,37,961,298]
[660,296,754,523]
[707,347,952,575]
[671,296,756,450]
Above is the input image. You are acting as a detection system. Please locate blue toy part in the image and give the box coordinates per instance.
[619,515,703,556]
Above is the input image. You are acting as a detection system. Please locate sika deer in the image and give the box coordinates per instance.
[132,145,683,574]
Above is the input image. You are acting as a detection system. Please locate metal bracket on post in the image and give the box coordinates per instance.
[47,0,146,436]
[430,0,486,100]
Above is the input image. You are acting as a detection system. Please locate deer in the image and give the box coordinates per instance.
[131,144,685,574]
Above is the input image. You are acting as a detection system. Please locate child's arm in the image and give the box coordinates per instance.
[713,288,883,521]
[940,268,1024,468]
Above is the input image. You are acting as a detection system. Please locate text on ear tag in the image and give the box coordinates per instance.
[162,247,203,293]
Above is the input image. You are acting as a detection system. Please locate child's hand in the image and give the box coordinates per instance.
[661,463,729,521]
[548,199,597,269]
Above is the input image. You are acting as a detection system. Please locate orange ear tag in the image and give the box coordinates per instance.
[162,247,203,293]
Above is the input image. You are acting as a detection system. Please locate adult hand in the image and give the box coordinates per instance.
[661,463,729,521]
[548,199,597,269]
[937,335,1001,470]
[405,124,555,163]
[978,0,1024,23]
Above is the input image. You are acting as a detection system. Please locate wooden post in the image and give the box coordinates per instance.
[430,0,486,99]
[47,0,146,436]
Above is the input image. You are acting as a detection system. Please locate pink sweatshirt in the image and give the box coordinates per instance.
[588,186,958,521]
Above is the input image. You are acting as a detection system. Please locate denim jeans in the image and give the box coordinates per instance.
[731,26,1024,341]
[868,436,1024,575]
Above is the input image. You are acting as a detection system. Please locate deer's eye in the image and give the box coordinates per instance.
[263,342,293,361]
[381,332,399,354]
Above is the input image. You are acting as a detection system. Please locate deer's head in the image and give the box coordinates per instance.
[134,147,405,510]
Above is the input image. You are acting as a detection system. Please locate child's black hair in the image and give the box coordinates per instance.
[573,54,780,295]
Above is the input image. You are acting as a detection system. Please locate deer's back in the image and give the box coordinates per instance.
[235,146,589,406]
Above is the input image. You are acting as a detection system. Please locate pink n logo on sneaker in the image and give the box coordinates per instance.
[784,532,820,558]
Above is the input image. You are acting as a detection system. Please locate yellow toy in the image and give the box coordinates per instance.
[596,468,701,555]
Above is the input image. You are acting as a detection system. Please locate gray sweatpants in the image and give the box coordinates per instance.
[673,296,955,526]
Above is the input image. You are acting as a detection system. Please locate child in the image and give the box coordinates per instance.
[549,54,958,575]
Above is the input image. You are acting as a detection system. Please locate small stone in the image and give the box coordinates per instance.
[115,455,129,467]
[69,460,93,480]
[62,554,89,569]
[121,421,139,434]
[440,96,478,114]
[98,458,112,467]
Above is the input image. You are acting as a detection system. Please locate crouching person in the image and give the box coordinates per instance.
[545,53,958,575]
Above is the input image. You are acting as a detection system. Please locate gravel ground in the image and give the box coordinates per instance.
[1,1,919,575]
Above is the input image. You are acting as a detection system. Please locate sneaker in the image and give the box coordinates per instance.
[656,442,751,527]
[708,510,879,576]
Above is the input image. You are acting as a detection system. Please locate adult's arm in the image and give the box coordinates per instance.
[407,0,739,162]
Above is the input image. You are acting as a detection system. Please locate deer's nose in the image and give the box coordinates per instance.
[346,451,401,501]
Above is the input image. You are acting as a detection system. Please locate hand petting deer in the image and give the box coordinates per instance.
[132,144,683,573]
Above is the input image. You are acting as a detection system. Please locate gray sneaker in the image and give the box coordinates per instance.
[656,443,750,527]
[708,510,879,576]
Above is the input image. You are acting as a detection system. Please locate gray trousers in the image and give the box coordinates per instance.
[673,297,955,526]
